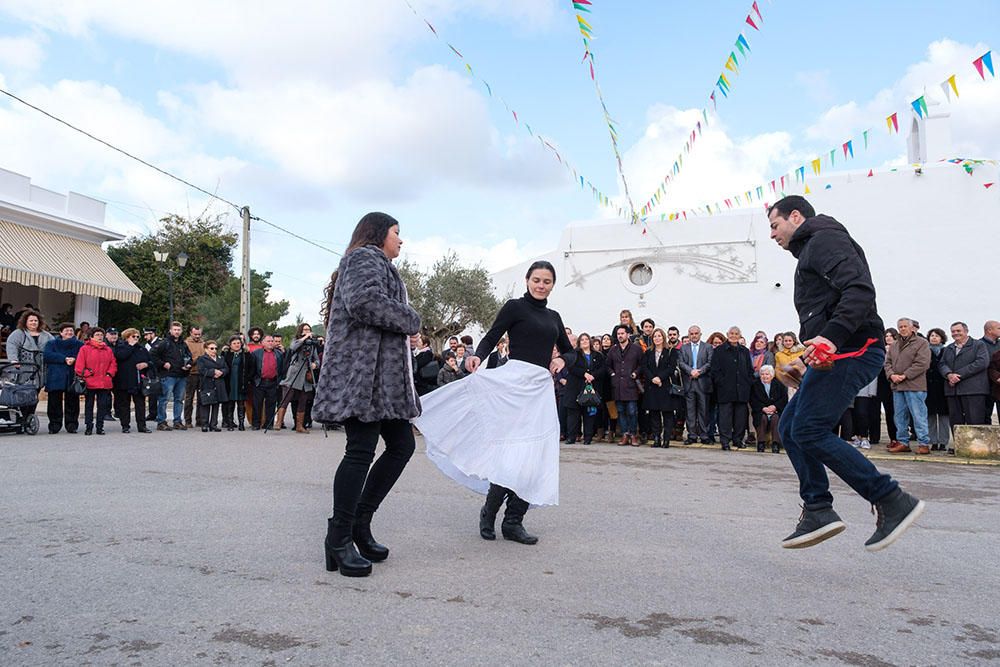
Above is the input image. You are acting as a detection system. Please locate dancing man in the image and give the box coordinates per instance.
[768,196,925,551]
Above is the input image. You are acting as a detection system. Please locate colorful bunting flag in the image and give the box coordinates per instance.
[886,113,899,134]
[736,33,751,57]
[811,158,822,175]
[843,140,854,159]
[972,51,994,79]
[804,184,811,194]
[795,166,805,182]
[867,169,874,177]
[863,129,870,149]
[911,95,928,119]
[985,183,995,189]
[752,1,763,22]
[829,149,835,167]
[746,15,759,30]
[941,74,959,101]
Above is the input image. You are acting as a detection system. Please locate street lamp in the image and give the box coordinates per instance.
[154,250,189,326]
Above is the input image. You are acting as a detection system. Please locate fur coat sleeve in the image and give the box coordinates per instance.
[312,246,422,424]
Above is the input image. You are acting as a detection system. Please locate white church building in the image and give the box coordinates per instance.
[492,112,998,338]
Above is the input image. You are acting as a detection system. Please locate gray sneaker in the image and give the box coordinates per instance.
[781,506,846,549]
[865,488,925,552]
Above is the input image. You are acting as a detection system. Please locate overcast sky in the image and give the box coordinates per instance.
[1,1,997,325]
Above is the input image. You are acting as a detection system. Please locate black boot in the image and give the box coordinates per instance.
[352,511,389,562]
[757,442,765,453]
[325,518,372,577]
[501,492,538,545]
[480,484,506,540]
[771,443,781,454]
[653,436,661,448]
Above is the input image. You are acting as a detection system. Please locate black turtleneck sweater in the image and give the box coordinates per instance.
[475,293,573,369]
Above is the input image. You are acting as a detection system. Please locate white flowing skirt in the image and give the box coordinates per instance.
[413,360,559,507]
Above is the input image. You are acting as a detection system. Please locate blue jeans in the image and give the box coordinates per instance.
[778,348,897,509]
[893,391,929,445]
[157,376,187,425]
[616,400,639,435]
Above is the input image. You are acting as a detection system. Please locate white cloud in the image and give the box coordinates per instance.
[0,34,45,75]
[805,39,1000,159]
[399,234,547,273]
[622,105,795,212]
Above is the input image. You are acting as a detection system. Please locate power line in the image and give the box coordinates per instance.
[0,85,243,213]
[250,215,342,256]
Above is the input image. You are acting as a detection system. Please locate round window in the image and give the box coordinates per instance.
[628,262,653,287]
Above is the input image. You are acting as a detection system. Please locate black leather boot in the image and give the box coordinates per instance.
[352,511,389,562]
[772,443,781,454]
[325,518,372,577]
[480,484,506,540]
[501,492,538,545]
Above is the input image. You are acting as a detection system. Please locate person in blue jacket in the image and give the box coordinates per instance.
[43,322,84,434]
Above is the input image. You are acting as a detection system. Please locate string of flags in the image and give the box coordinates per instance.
[399,0,627,217]
[646,49,998,222]
[635,0,769,219]
[570,0,638,220]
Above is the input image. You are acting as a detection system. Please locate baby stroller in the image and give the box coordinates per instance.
[0,361,41,435]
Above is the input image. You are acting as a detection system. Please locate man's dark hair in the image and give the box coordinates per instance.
[951,321,968,331]
[641,318,655,328]
[767,195,815,220]
[448,336,459,343]
[613,324,631,339]
[667,326,679,334]
[460,335,473,346]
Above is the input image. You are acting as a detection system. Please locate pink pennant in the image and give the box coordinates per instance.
[752,1,763,22]
[867,169,874,177]
[770,180,776,191]
[746,15,759,30]
[986,183,995,189]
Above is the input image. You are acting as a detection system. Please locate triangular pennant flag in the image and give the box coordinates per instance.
[737,33,751,54]
[448,43,463,58]
[811,158,822,175]
[770,179,776,191]
[863,129,870,149]
[829,149,835,167]
[725,55,739,73]
[911,95,928,118]
[796,166,805,182]
[940,74,959,101]
[886,113,899,133]
[746,15,759,30]
[843,140,854,159]
[710,91,717,109]
[985,183,995,189]
[804,184,811,194]
[867,169,874,177]
[780,175,787,190]
[752,1,763,22]
[972,51,994,79]
[719,73,731,89]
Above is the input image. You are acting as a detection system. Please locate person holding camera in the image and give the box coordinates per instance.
[278,323,321,433]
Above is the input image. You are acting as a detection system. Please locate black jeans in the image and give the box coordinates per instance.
[948,395,987,427]
[253,380,278,428]
[851,396,880,440]
[118,392,146,430]
[565,407,596,443]
[648,409,674,441]
[331,418,416,532]
[84,389,111,429]
[717,402,748,446]
[46,390,80,433]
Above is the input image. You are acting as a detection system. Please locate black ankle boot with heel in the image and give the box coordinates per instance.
[324,518,372,577]
[352,511,389,562]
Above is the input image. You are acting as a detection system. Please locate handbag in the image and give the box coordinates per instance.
[576,383,603,408]
[199,386,217,404]
[141,374,161,398]
[70,374,86,395]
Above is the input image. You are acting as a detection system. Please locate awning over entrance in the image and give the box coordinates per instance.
[0,218,142,305]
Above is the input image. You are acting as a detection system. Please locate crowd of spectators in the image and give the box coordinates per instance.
[4,301,999,455]
[2,307,323,436]
[411,311,1000,456]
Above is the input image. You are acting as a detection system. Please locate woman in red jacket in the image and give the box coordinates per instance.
[74,327,118,435]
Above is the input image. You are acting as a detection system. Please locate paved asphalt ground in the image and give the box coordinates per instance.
[3,422,999,666]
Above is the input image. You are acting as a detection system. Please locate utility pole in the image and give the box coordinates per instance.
[240,206,251,334]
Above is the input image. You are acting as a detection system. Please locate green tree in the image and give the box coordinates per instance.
[194,270,290,340]
[396,251,502,353]
[101,213,237,332]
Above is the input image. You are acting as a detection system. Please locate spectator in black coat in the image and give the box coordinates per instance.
[198,341,229,432]
[411,334,438,396]
[113,328,153,433]
[222,335,254,431]
[710,326,754,451]
[642,328,678,448]
[749,365,788,453]
[925,328,950,451]
[563,333,604,445]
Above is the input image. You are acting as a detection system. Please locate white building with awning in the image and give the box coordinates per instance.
[0,167,141,328]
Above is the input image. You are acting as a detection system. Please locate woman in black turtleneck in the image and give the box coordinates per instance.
[415,261,573,545]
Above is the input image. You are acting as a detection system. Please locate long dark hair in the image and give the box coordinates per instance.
[321,212,400,321]
[524,260,556,282]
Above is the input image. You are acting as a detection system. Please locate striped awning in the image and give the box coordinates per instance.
[0,218,142,305]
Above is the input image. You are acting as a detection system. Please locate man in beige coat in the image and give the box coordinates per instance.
[885,318,932,454]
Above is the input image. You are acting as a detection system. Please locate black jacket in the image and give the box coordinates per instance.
[223,350,254,401]
[150,335,193,379]
[788,215,885,353]
[710,343,754,404]
[642,347,679,412]
[413,349,438,396]
[561,349,605,409]
[198,354,229,405]
[925,347,948,415]
[750,378,788,418]
[113,342,152,395]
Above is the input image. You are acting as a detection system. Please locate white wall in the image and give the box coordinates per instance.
[492,161,999,340]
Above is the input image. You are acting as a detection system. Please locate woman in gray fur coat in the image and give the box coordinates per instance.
[314,212,421,578]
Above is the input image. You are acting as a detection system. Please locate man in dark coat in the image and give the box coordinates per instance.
[768,195,923,552]
[678,325,713,444]
[251,335,285,430]
[939,321,990,427]
[606,324,644,446]
[710,326,754,451]
[150,321,193,430]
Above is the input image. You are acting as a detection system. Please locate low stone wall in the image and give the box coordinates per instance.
[953,425,1000,460]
